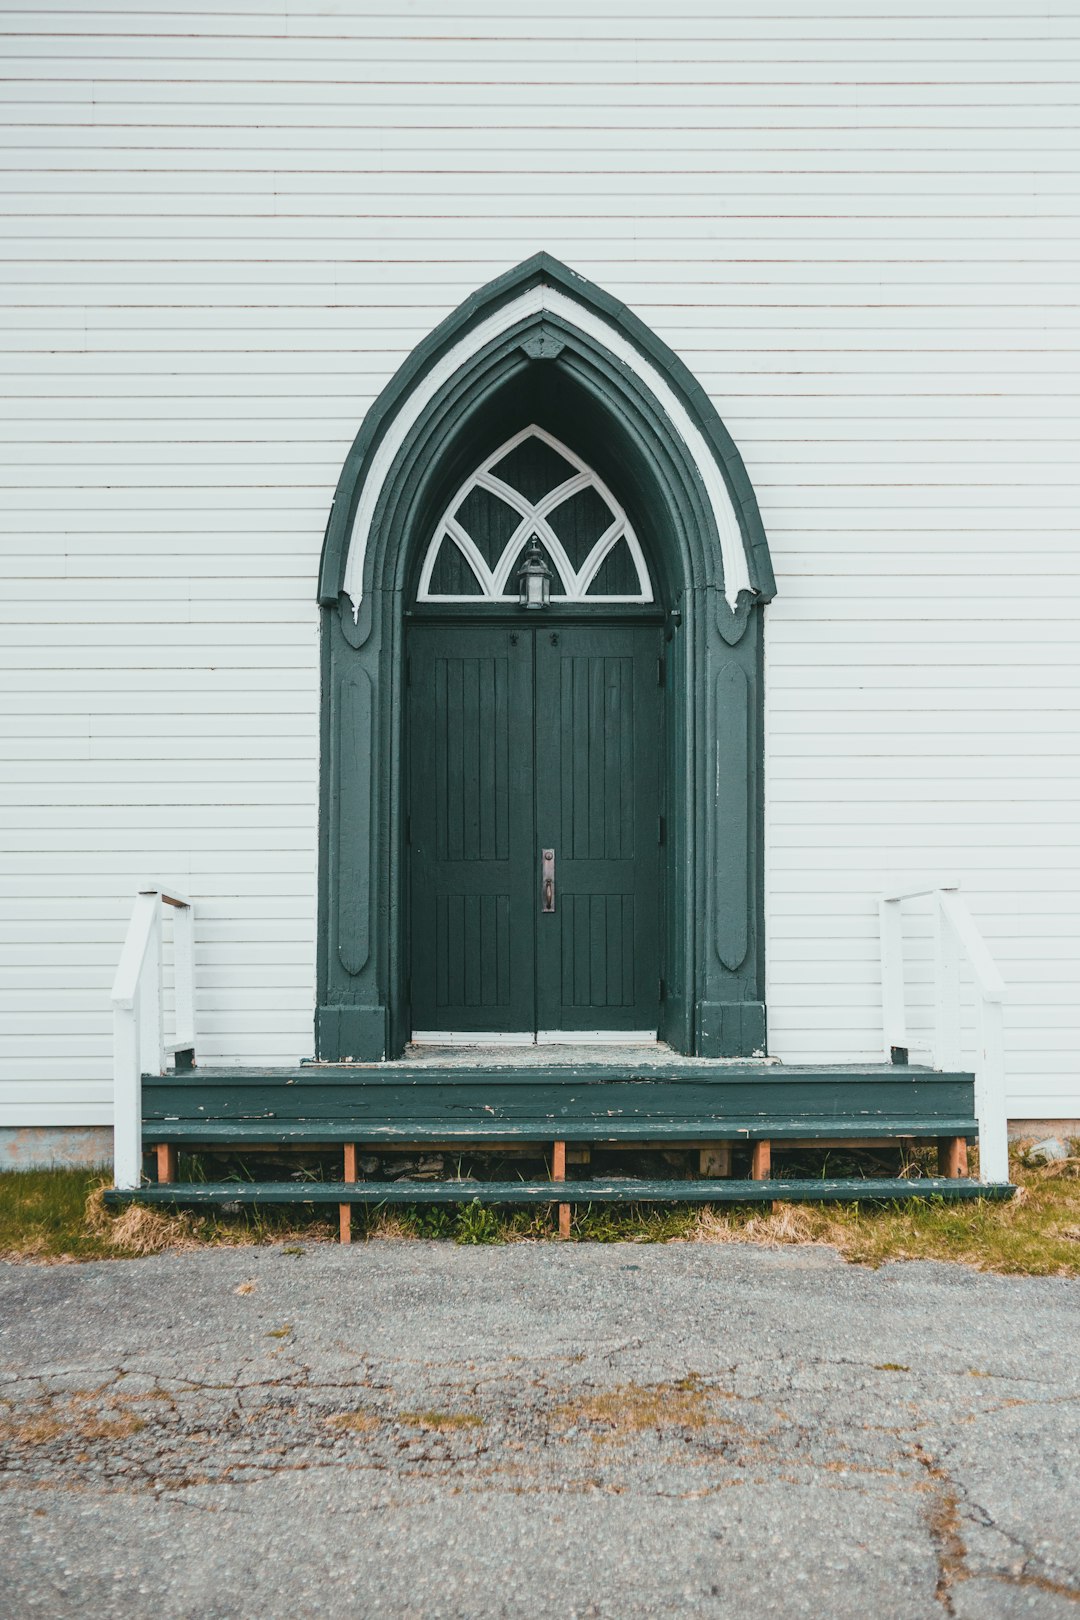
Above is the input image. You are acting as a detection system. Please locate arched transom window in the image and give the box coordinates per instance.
[417,426,653,603]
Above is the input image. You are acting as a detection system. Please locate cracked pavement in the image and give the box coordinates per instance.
[1,1241,1078,1619]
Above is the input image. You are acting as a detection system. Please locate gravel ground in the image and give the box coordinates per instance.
[1,1240,1078,1620]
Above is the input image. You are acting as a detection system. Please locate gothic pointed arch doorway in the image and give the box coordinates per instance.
[316,255,775,1060]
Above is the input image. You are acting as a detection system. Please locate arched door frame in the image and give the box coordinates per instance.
[316,254,776,1060]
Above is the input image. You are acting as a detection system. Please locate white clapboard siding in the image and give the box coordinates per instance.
[1,2,1078,1125]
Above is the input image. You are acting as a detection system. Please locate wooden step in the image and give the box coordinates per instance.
[142,1116,978,1145]
[142,1063,979,1145]
[106,1175,1012,1208]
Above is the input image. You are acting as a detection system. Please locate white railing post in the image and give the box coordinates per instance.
[934,892,962,1072]
[976,991,1009,1184]
[112,994,142,1190]
[110,891,158,1190]
[939,888,1008,1185]
[111,885,195,1190]
[138,890,164,1079]
[881,884,1008,1186]
[169,894,196,1059]
[878,896,906,1061]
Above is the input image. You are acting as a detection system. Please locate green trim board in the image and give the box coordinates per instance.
[316,255,772,1059]
[107,1178,1012,1209]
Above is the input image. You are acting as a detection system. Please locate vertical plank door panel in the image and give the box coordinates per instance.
[408,626,535,1033]
[535,625,661,1033]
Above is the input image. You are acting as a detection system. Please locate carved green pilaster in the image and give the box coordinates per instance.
[316,597,396,1060]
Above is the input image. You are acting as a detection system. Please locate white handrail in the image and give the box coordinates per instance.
[879,885,1008,1184]
[111,887,196,1190]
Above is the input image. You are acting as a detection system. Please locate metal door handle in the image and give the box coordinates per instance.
[541,848,555,913]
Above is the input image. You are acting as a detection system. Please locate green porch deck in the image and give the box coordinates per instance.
[107,1054,1012,1215]
[139,1057,980,1145]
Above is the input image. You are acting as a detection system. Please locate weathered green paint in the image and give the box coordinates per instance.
[107,1177,1012,1209]
[696,1001,767,1060]
[141,1119,979,1145]
[142,1063,977,1140]
[317,255,771,1059]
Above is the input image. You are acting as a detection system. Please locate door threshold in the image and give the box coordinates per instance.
[411,1031,536,1047]
[536,1030,659,1046]
[411,1030,660,1048]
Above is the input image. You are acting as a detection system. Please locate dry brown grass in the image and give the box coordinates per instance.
[690,1201,824,1248]
[84,1185,207,1257]
[75,1413,147,1442]
[556,1380,717,1436]
[0,1414,66,1447]
[398,1410,484,1431]
[684,1153,1080,1274]
[0,1399,147,1450]
[325,1411,380,1434]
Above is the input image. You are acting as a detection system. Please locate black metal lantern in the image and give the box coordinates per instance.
[516,538,552,610]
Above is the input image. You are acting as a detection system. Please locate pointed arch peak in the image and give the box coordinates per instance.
[319,256,774,613]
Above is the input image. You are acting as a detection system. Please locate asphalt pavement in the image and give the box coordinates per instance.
[1,1239,1078,1619]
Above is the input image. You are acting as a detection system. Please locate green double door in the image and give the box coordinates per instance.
[407,621,661,1037]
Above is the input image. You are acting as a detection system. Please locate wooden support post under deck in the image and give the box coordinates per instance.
[340,1143,358,1243]
[552,1140,570,1239]
[699,1144,732,1178]
[937,1136,969,1179]
[750,1139,771,1180]
[155,1143,177,1185]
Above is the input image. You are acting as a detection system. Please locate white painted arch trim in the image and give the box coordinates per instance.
[417,425,654,603]
[341,284,750,611]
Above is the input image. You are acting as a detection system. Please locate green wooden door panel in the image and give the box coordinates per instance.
[535,625,661,1032]
[409,622,661,1037]
[408,626,534,1031]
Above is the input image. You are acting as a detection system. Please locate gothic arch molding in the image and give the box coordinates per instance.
[316,256,773,1060]
[319,253,774,621]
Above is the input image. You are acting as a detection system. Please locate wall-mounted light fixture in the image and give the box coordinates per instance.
[516,538,552,610]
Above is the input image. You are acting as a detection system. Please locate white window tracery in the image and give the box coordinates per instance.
[416,426,653,603]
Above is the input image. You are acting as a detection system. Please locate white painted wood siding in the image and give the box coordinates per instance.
[2,2,1078,1122]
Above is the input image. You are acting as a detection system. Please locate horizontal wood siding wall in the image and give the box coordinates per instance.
[1,2,1077,1121]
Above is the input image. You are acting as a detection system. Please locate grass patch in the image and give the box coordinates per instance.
[1,1146,1078,1274]
[0,1398,147,1449]
[556,1380,714,1435]
[682,1154,1080,1276]
[398,1410,484,1432]
[0,1167,336,1263]
[325,1410,379,1434]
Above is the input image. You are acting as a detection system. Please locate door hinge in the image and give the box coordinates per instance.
[405,813,411,844]
[657,654,665,687]
[658,977,666,1002]
[405,656,412,687]
[658,814,666,846]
